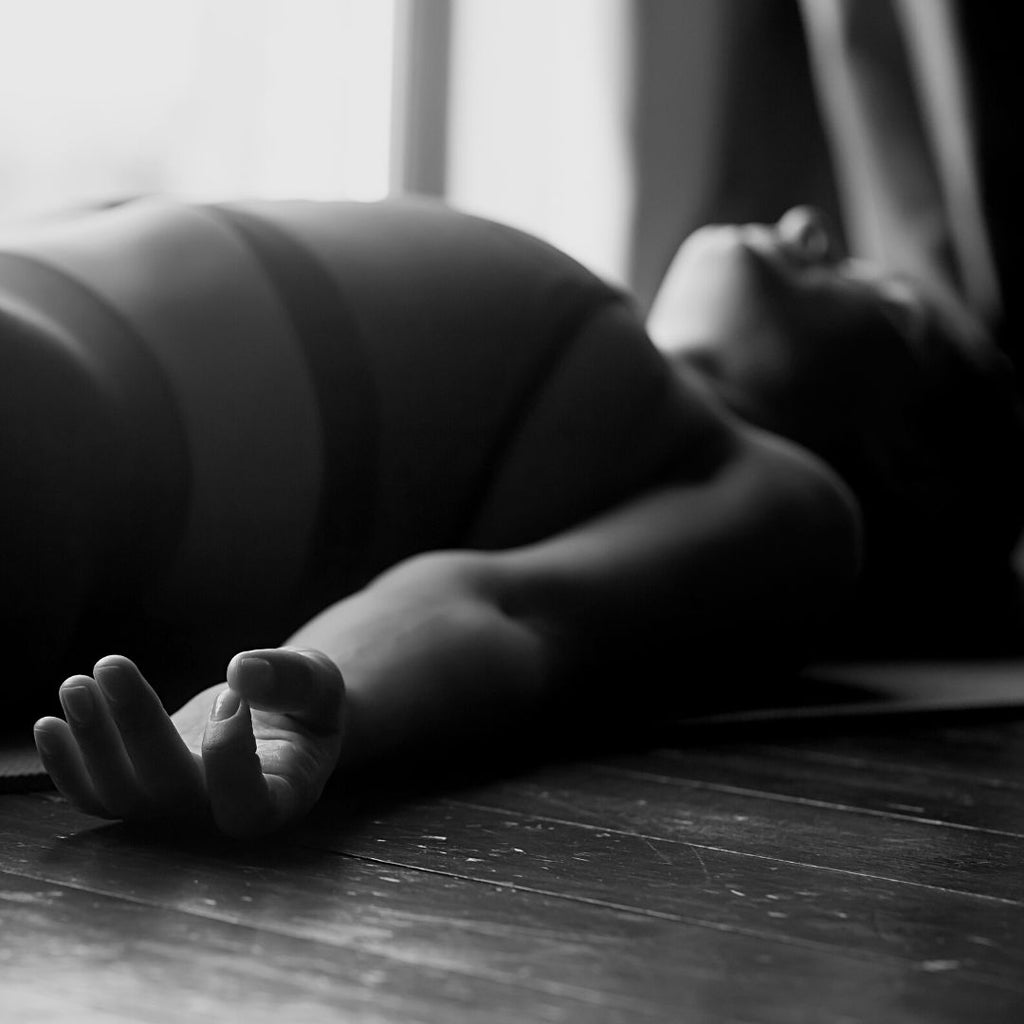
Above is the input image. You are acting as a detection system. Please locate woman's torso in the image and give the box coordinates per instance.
[0,197,700,655]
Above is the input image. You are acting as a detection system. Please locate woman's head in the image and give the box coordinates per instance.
[651,207,955,450]
[650,207,1024,642]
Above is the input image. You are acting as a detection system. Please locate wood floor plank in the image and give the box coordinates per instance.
[0,868,636,1024]
[3,794,1022,987]
[4,786,1019,987]
[3,707,1022,1024]
[728,719,1024,788]
[317,802,1024,968]
[0,798,704,1018]
[1,803,1022,1024]
[595,745,1024,835]
[438,761,1024,902]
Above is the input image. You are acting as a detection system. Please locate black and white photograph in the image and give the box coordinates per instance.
[0,2,1021,1021]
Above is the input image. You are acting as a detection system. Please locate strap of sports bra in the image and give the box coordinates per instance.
[205,203,382,588]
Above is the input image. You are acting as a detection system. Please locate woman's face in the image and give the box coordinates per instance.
[651,206,934,460]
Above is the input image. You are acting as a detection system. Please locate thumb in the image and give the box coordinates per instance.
[226,647,344,734]
[202,689,281,838]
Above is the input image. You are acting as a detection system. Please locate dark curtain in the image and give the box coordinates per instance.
[628,0,1017,381]
[958,3,1022,376]
[627,0,841,311]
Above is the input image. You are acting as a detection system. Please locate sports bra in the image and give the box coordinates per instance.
[0,197,688,641]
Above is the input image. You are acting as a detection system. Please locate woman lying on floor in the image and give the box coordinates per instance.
[3,198,1021,837]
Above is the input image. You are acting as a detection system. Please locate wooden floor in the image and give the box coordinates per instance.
[1,700,1023,1022]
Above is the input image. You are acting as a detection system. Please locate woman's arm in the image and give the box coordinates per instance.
[34,415,859,837]
[299,420,861,767]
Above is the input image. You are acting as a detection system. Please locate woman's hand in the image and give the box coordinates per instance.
[33,649,346,838]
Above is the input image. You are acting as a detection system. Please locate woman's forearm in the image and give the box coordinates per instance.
[284,551,554,769]
[286,424,861,771]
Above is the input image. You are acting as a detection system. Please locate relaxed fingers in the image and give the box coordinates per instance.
[201,690,278,838]
[93,656,203,808]
[33,716,117,819]
[58,674,144,818]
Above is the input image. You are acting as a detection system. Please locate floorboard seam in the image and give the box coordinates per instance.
[577,765,1024,838]
[700,745,1024,793]
[439,798,1024,907]
[0,864,662,1015]
[298,847,1024,988]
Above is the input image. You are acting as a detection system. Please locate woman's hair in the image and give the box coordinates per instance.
[831,286,1024,652]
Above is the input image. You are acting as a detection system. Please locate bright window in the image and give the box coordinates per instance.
[1,1,630,283]
[447,0,631,286]
[0,0,395,223]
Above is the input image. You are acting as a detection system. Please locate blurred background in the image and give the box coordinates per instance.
[0,0,1015,363]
